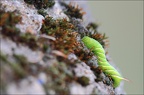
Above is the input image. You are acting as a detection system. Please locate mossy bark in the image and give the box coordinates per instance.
[0,0,125,94]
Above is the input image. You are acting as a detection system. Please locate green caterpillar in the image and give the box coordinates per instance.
[82,36,128,88]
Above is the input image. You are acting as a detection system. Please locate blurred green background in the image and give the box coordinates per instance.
[87,1,143,94]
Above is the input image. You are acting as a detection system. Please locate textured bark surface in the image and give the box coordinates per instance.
[0,0,125,94]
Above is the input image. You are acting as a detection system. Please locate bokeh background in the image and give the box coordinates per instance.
[86,1,143,94]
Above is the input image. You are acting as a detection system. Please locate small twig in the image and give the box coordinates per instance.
[38,34,56,41]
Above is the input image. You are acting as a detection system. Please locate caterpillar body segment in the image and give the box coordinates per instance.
[110,75,122,87]
[82,36,124,88]
[98,60,110,66]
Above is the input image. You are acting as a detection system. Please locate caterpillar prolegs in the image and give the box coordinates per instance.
[82,36,128,88]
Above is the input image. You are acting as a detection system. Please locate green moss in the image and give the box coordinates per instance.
[77,76,90,86]
[24,0,34,4]
[43,61,74,94]
[0,52,8,63]
[0,10,21,38]
[60,2,85,19]
[40,16,78,54]
[0,10,49,51]
[24,0,55,9]
[0,53,27,79]
[13,54,28,64]
[86,22,98,33]
[0,10,21,41]
[18,33,39,50]
[37,9,47,17]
